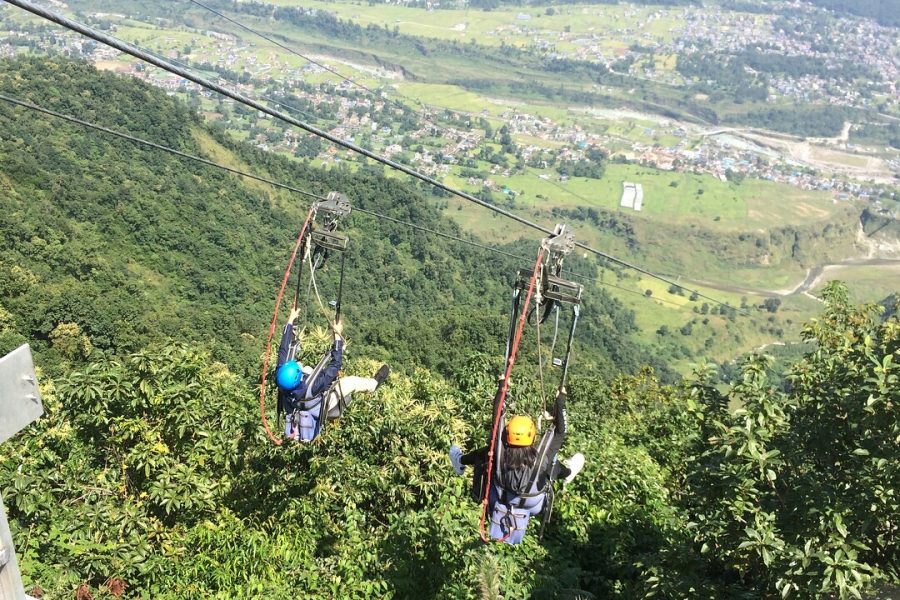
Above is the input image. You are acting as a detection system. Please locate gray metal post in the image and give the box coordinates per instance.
[0,344,43,600]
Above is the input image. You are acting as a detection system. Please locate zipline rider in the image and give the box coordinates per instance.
[275,308,390,442]
[450,380,584,544]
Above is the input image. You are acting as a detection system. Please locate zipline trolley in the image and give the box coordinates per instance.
[508,223,583,392]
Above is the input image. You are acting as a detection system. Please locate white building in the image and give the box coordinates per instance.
[621,182,644,211]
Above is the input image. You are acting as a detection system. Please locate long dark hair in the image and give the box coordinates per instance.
[501,443,537,471]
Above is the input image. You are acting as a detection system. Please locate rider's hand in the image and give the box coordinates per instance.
[333,319,344,339]
[289,307,301,323]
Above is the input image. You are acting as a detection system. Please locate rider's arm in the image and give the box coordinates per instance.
[309,338,344,397]
[276,322,294,368]
[545,387,568,458]
[487,379,505,448]
[276,308,302,368]
[460,446,488,466]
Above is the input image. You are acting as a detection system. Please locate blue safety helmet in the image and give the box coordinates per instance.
[276,360,303,391]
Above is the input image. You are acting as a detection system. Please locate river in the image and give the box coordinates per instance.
[792,259,900,295]
[684,258,900,298]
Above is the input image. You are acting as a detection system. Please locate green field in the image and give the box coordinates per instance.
[586,269,828,373]
[396,82,505,117]
[113,21,384,87]
[448,163,845,232]
[395,81,574,123]
[262,0,686,51]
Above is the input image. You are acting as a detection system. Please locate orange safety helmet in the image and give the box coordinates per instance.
[506,415,536,447]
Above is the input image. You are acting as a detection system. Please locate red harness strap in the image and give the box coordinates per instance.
[259,207,316,445]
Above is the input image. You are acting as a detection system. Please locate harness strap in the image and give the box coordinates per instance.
[335,249,346,322]
[514,486,550,502]
[313,375,344,439]
[503,288,522,365]
[301,395,323,411]
[559,303,580,390]
[291,234,312,312]
[304,348,333,400]
[313,398,325,439]
[523,422,557,510]
[529,428,555,486]
[538,486,555,540]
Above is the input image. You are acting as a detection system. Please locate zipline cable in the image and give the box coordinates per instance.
[182,0,670,280]
[352,206,528,263]
[0,92,323,201]
[172,3,736,313]
[137,44,325,125]
[535,288,547,414]
[3,0,547,226]
[0,91,705,311]
[0,91,710,312]
[3,0,747,316]
[0,92,539,268]
[186,0,491,151]
[179,0,751,317]
[186,0,588,207]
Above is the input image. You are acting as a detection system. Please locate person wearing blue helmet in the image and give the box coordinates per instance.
[276,308,390,442]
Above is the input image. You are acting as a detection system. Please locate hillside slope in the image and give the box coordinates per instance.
[0,56,664,379]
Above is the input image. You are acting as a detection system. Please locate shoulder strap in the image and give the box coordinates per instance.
[304,349,333,400]
[494,424,555,499]
[527,427,556,490]
[287,336,300,363]
[538,485,555,539]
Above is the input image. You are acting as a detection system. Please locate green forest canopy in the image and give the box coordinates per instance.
[0,58,896,599]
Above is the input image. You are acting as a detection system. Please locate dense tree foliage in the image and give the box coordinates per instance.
[850,123,900,149]
[732,105,858,138]
[683,282,899,599]
[6,284,896,598]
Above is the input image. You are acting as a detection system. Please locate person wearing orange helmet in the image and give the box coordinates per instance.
[449,381,584,544]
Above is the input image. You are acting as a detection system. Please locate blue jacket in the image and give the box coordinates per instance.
[277,322,344,414]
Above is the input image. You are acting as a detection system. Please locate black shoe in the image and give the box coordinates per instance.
[373,364,391,387]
